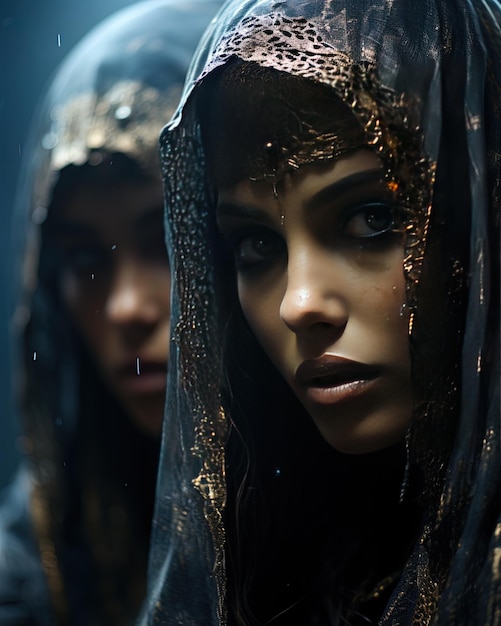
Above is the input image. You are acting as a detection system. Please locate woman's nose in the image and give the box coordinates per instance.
[105,259,160,325]
[279,248,349,334]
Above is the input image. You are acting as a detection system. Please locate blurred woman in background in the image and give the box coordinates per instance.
[0,1,220,624]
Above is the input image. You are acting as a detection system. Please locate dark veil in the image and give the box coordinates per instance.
[143,0,501,624]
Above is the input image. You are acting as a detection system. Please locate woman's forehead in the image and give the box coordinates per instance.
[48,177,164,248]
[199,61,366,186]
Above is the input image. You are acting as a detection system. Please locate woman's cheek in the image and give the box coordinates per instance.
[238,271,286,335]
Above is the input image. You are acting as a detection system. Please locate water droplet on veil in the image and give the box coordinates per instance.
[32,205,48,224]
[115,105,132,121]
[42,132,58,150]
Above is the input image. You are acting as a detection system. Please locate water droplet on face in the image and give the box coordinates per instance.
[399,302,407,317]
[392,285,397,291]
[136,357,141,376]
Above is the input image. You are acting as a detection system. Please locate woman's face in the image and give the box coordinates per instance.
[217,150,413,453]
[54,178,170,436]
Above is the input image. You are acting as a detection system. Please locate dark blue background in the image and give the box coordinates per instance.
[0,0,143,487]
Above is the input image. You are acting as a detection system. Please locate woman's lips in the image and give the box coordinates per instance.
[294,355,381,406]
[115,360,167,395]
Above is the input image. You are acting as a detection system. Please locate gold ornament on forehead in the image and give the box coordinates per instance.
[45,80,182,177]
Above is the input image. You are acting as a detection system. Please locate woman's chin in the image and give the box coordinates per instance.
[124,393,165,438]
[315,418,409,455]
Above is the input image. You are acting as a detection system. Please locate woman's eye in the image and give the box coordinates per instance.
[63,246,109,276]
[343,202,398,239]
[138,232,170,265]
[234,229,284,268]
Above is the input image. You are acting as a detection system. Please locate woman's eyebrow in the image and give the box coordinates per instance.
[50,219,97,240]
[305,169,384,212]
[216,201,273,223]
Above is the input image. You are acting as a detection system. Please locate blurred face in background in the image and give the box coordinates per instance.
[52,171,170,436]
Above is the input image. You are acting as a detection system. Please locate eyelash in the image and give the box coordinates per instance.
[340,201,402,240]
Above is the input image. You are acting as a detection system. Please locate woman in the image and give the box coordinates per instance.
[0,1,221,624]
[142,0,501,624]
